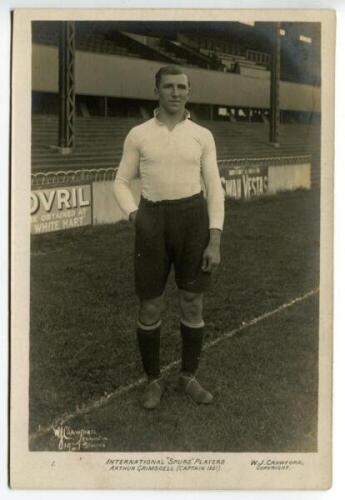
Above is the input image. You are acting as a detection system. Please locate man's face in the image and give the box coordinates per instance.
[155,73,190,115]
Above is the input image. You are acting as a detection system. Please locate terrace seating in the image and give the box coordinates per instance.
[31,114,321,187]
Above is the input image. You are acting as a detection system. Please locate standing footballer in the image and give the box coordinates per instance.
[113,65,224,410]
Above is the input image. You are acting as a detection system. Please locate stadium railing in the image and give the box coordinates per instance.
[31,155,312,187]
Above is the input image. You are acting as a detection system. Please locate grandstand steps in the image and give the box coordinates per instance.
[31,115,320,188]
[31,156,121,165]
[31,148,313,163]
[32,138,314,148]
[31,150,319,162]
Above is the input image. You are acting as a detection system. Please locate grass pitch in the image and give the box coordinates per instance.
[29,190,320,451]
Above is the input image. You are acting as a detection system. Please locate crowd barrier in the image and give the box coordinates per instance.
[31,155,311,234]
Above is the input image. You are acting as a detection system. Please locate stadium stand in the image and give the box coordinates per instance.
[31,115,320,187]
[31,21,321,187]
[33,21,317,79]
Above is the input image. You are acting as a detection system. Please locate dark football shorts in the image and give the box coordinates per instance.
[134,191,211,300]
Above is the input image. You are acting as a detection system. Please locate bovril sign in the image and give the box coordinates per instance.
[31,185,92,234]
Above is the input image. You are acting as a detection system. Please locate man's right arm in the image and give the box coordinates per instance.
[113,130,140,220]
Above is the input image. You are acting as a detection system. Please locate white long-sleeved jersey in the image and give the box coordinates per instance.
[113,111,224,230]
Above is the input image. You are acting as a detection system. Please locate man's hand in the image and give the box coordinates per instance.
[202,228,222,273]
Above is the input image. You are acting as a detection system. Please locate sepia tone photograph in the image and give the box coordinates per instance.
[10,9,334,489]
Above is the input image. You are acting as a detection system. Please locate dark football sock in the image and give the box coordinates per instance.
[137,320,161,380]
[180,321,205,375]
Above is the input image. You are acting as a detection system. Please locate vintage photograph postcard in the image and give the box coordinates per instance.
[10,8,334,489]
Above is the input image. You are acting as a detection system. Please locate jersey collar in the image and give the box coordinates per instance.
[153,108,191,125]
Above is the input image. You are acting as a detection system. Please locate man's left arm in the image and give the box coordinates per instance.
[200,130,225,273]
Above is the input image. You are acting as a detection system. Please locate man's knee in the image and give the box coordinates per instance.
[139,296,164,325]
[179,291,204,323]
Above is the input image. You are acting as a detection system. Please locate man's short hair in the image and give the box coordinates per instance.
[155,65,190,88]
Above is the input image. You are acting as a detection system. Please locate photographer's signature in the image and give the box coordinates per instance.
[52,425,108,451]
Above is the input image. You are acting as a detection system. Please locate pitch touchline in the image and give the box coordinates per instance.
[29,288,319,444]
